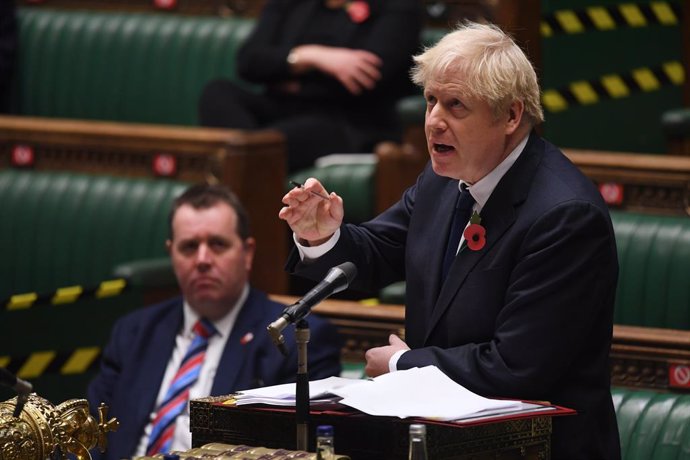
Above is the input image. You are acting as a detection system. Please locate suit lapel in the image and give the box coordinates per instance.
[427,194,516,341]
[425,133,544,343]
[128,302,182,450]
[211,290,263,395]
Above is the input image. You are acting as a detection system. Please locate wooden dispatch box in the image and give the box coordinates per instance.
[190,395,572,460]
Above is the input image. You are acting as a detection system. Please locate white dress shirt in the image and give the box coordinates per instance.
[134,284,249,455]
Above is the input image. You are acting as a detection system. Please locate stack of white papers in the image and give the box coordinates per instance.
[234,366,527,422]
[233,376,357,407]
[331,366,524,421]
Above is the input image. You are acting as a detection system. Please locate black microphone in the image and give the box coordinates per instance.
[0,367,33,417]
[268,262,357,355]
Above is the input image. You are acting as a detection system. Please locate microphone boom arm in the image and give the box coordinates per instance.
[266,262,357,356]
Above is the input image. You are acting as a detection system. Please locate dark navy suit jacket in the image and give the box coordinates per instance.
[87,288,342,460]
[288,132,621,459]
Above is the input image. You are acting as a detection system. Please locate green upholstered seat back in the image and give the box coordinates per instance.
[611,210,690,328]
[0,170,190,403]
[0,169,189,298]
[662,108,690,138]
[613,387,690,460]
[288,161,376,224]
[396,27,446,126]
[15,8,255,125]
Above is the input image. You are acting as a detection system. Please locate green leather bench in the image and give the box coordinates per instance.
[14,7,441,136]
[14,7,441,131]
[0,169,189,403]
[288,159,376,225]
[0,170,188,298]
[613,210,690,329]
[613,386,690,459]
[14,7,255,125]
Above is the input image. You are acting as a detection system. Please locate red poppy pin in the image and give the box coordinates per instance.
[346,1,370,23]
[463,212,486,251]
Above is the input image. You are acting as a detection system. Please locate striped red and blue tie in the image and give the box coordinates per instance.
[146,318,217,455]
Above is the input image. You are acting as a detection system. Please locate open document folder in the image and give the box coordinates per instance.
[233,365,533,422]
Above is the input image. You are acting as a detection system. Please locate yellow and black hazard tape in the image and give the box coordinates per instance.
[2,278,128,311]
[0,347,102,379]
[542,60,684,112]
[541,1,680,37]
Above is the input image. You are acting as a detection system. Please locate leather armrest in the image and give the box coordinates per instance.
[661,108,690,138]
[112,257,176,288]
[396,95,426,126]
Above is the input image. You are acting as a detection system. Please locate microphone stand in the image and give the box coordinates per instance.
[295,319,310,451]
[267,262,357,451]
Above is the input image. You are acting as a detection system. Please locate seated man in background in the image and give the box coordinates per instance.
[198,0,422,172]
[280,22,620,459]
[88,184,342,459]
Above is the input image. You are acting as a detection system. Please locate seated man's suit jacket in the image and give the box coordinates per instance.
[288,132,621,459]
[87,288,342,460]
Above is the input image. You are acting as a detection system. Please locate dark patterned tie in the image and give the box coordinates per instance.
[441,184,475,280]
[146,318,217,455]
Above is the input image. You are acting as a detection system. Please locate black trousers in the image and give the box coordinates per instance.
[199,79,362,172]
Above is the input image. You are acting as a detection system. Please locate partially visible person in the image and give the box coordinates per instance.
[88,184,342,459]
[199,0,422,172]
[0,0,18,113]
[279,22,621,459]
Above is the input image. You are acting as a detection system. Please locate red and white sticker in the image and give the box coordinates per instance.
[598,182,624,206]
[669,364,690,388]
[11,144,35,167]
[152,153,177,177]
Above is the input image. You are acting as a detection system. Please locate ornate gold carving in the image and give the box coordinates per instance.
[134,442,350,459]
[610,357,669,390]
[0,395,118,460]
[625,184,689,214]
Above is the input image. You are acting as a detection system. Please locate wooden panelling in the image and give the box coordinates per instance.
[611,325,690,391]
[0,115,289,294]
[374,141,690,216]
[564,149,690,216]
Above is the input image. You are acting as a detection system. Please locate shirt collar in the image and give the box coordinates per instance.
[459,133,530,212]
[182,283,250,339]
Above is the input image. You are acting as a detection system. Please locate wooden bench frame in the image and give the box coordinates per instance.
[374,142,690,216]
[0,115,289,294]
[611,324,690,391]
[564,149,690,216]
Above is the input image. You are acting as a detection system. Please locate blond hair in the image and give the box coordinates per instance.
[411,21,544,125]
